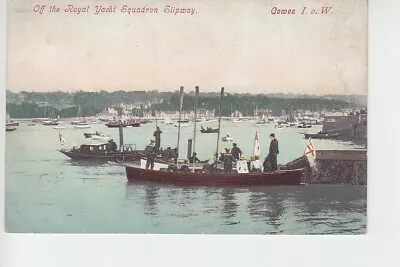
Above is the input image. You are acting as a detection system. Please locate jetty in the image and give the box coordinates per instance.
[283,150,367,185]
[322,114,367,141]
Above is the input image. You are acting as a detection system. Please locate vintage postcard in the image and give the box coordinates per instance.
[5,0,367,234]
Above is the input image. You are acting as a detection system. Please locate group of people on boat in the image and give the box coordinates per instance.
[142,125,280,173]
[107,139,118,152]
[212,133,279,173]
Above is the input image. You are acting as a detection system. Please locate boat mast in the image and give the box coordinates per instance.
[192,86,199,172]
[176,86,184,164]
[214,87,224,167]
[119,124,124,152]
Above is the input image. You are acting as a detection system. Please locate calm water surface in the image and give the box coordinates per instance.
[5,121,367,234]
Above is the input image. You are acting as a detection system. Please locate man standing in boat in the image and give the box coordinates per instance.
[264,133,279,171]
[189,152,201,163]
[145,139,156,170]
[231,143,242,161]
[222,147,233,173]
[108,139,118,152]
[153,126,162,151]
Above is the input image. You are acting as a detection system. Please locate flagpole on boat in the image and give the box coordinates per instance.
[214,87,224,168]
[176,86,184,164]
[192,86,199,172]
[155,110,158,127]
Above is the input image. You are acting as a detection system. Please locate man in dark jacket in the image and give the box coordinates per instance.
[153,126,162,151]
[231,143,242,161]
[264,133,279,171]
[108,139,118,152]
[189,152,201,163]
[223,148,233,173]
[145,140,156,170]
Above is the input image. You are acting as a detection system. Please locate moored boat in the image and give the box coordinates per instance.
[6,121,19,127]
[200,126,219,133]
[6,126,17,131]
[74,122,91,129]
[124,165,303,187]
[163,118,173,125]
[303,132,341,139]
[58,140,178,163]
[6,113,19,127]
[84,131,101,138]
[222,134,233,142]
[58,142,143,162]
[174,122,189,127]
[91,134,111,141]
[106,119,140,128]
[42,120,59,126]
[298,123,312,128]
[140,119,152,124]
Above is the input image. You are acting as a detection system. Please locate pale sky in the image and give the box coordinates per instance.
[6,0,367,95]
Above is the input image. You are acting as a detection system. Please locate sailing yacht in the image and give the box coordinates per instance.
[6,113,19,127]
[73,106,90,128]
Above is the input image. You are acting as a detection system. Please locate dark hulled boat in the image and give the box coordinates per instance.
[140,119,153,124]
[83,131,103,138]
[200,126,219,133]
[105,119,140,128]
[58,143,143,162]
[6,126,17,132]
[6,122,19,127]
[303,132,341,139]
[58,142,178,163]
[125,165,303,187]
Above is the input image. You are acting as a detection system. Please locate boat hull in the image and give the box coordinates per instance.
[304,133,341,139]
[106,122,140,128]
[200,128,219,133]
[125,166,303,187]
[6,127,17,132]
[6,122,19,127]
[75,124,91,129]
[58,150,142,162]
[43,121,59,126]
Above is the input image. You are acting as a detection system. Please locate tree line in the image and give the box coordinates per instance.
[6,90,355,118]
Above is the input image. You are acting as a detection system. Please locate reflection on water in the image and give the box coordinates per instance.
[6,123,367,233]
[143,186,159,216]
[124,183,367,234]
[221,190,239,225]
[248,189,285,229]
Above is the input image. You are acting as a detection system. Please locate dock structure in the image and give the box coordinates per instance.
[282,150,367,185]
[322,114,367,141]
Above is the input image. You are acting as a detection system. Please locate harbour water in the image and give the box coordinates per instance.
[5,121,367,234]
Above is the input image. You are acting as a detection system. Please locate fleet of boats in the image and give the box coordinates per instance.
[119,87,307,187]
[6,90,363,189]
